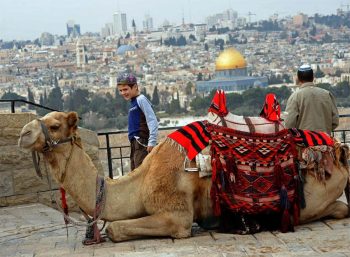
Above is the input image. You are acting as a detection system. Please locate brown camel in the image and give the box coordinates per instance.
[18,111,349,242]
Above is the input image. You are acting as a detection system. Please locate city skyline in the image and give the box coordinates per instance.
[0,0,348,41]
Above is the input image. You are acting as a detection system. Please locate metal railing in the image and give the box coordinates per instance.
[2,99,350,179]
[97,127,179,178]
[0,99,59,113]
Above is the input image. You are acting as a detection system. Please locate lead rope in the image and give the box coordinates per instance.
[56,178,106,228]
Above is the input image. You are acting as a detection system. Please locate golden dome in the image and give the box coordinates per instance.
[215,48,247,71]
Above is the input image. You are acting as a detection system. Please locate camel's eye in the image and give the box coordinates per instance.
[50,125,60,131]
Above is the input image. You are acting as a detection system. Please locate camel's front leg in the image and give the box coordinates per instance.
[105,212,193,242]
[320,200,349,219]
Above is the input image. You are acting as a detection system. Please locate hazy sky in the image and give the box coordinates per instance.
[0,0,346,41]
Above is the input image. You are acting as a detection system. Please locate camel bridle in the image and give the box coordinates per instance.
[31,119,77,179]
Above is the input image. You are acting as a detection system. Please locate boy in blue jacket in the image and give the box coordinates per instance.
[117,72,158,170]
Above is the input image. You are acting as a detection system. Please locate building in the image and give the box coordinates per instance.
[116,45,136,56]
[143,15,153,32]
[40,32,54,46]
[76,39,87,69]
[196,47,268,93]
[113,12,128,35]
[66,20,81,38]
[101,23,114,38]
[293,13,308,27]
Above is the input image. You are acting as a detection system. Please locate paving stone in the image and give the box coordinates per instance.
[1,204,350,257]
[197,244,243,254]
[324,217,350,229]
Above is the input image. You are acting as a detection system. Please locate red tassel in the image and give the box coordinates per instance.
[274,158,283,188]
[211,158,217,182]
[210,185,221,216]
[280,208,290,233]
[60,187,69,224]
[293,201,300,225]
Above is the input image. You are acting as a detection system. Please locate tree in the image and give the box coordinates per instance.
[197,72,203,81]
[176,35,187,46]
[64,88,89,114]
[185,82,194,95]
[189,34,196,41]
[315,65,325,78]
[165,93,182,115]
[115,88,128,115]
[46,85,63,110]
[27,87,35,110]
[152,86,160,106]
[141,87,151,101]
[1,91,26,106]
[204,43,209,51]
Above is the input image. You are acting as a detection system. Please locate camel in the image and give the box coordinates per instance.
[18,111,349,242]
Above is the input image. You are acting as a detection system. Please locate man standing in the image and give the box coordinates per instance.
[285,64,339,134]
[117,72,158,170]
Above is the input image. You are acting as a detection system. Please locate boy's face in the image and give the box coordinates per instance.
[117,84,138,100]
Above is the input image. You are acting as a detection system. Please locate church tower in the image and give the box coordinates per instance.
[76,39,87,69]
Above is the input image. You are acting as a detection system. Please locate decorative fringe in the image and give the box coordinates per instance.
[165,138,187,155]
[281,207,292,233]
[280,185,291,233]
[211,158,217,181]
[279,185,289,210]
[298,176,306,209]
[293,201,300,225]
[210,185,221,216]
[210,156,222,216]
[220,170,226,191]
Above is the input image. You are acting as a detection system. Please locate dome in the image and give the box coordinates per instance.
[116,44,136,55]
[215,48,247,71]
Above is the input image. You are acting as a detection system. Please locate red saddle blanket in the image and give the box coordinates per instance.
[207,123,300,228]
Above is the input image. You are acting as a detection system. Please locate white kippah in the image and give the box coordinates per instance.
[298,64,312,72]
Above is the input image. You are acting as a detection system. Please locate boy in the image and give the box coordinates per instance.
[117,72,158,170]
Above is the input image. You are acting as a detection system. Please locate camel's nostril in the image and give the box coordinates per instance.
[22,131,31,136]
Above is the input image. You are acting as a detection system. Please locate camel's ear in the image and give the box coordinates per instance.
[67,112,79,128]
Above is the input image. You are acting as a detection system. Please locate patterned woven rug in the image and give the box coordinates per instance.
[207,123,301,231]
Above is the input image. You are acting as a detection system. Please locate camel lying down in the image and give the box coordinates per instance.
[18,111,349,242]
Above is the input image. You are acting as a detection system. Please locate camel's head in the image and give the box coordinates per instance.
[18,111,79,152]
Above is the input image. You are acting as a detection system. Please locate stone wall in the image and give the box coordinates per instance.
[0,113,103,209]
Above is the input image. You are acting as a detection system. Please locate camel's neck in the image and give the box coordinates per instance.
[45,143,146,221]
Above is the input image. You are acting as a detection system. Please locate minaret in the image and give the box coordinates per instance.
[132,19,136,37]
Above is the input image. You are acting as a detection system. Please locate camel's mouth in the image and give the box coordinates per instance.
[18,136,35,150]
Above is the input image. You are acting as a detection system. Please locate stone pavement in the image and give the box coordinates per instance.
[0,204,350,257]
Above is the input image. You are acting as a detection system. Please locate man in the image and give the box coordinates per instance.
[117,72,158,170]
[285,64,339,134]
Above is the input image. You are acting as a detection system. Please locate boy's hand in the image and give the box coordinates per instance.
[147,146,154,153]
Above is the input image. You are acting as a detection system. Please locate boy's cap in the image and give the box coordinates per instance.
[117,73,137,85]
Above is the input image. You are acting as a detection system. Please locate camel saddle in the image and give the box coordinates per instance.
[207,123,301,231]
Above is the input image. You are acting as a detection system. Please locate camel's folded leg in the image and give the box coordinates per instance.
[301,200,348,224]
[105,212,193,242]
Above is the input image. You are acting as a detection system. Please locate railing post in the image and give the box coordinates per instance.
[11,101,15,113]
[105,134,113,179]
[119,147,124,176]
[342,130,346,144]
